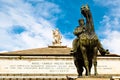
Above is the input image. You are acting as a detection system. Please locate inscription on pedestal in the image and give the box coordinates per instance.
[0,60,77,74]
[0,57,120,75]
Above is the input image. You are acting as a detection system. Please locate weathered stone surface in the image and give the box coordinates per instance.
[76,78,110,80]
[0,47,119,80]
[0,47,71,55]
[0,56,119,75]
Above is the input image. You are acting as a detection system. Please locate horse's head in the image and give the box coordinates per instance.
[81,4,90,18]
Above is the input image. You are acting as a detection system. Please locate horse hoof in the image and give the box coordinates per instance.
[86,74,90,76]
[77,75,82,78]
[94,73,98,76]
[85,73,90,76]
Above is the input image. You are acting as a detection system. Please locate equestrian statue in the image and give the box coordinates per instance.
[71,4,109,77]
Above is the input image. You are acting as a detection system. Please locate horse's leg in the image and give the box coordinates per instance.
[80,45,90,76]
[93,46,98,75]
[89,59,92,75]
[74,58,83,77]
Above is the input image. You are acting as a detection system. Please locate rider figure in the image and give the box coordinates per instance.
[71,18,86,53]
[71,18,109,55]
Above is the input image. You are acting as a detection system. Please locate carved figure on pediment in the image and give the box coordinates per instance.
[52,29,62,46]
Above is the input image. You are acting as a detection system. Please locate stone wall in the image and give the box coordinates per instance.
[0,55,120,76]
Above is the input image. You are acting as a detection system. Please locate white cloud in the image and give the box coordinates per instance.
[0,0,72,52]
[94,0,120,55]
[102,31,120,54]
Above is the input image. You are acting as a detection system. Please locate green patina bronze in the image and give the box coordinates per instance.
[71,4,109,77]
[80,4,98,76]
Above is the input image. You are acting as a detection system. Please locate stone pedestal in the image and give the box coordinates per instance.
[0,47,120,79]
[76,78,110,80]
[0,56,120,76]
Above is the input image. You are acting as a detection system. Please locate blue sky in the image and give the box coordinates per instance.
[0,0,120,55]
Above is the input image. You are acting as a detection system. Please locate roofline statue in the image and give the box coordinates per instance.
[52,29,62,46]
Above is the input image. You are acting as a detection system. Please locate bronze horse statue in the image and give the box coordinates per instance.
[78,4,99,76]
[71,4,109,78]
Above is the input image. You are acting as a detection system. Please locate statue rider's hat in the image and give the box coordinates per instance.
[79,18,84,22]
